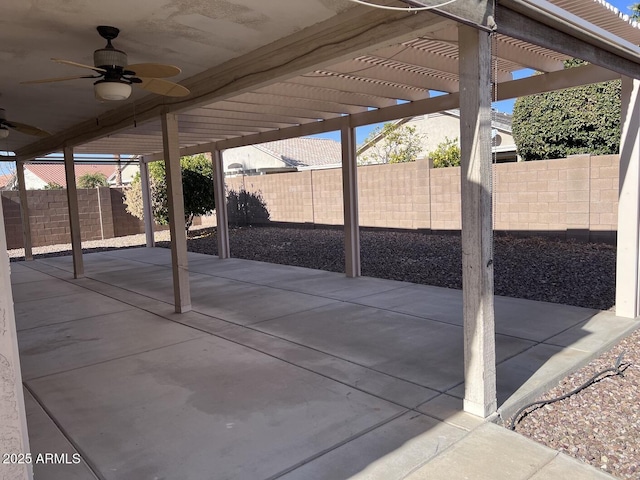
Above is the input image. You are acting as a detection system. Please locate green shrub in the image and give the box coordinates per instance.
[430,137,460,168]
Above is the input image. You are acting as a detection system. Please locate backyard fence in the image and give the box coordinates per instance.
[1,154,620,250]
[226,154,619,243]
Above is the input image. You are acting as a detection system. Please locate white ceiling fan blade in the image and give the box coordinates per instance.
[137,78,190,97]
[21,75,96,84]
[6,121,50,137]
[52,58,106,74]
[127,63,181,78]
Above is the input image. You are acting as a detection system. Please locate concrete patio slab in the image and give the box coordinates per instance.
[404,422,557,480]
[190,283,338,326]
[9,265,52,284]
[11,278,88,303]
[255,302,535,391]
[13,291,135,331]
[218,326,439,408]
[273,273,409,301]
[99,246,174,264]
[9,250,633,480]
[278,411,468,480]
[352,284,597,342]
[18,309,205,379]
[195,259,331,286]
[37,253,144,275]
[493,296,598,342]
[23,389,98,480]
[27,336,405,480]
[530,452,618,479]
[547,310,639,352]
[352,283,464,324]
[417,393,485,431]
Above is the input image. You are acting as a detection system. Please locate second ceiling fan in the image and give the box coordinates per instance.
[22,26,190,101]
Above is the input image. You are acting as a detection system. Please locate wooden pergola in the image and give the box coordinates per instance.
[2,2,640,476]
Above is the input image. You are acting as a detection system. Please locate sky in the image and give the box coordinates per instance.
[310,0,638,144]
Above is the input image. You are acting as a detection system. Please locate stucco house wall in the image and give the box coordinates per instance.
[222,146,288,173]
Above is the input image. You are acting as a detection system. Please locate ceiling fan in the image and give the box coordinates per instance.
[21,26,190,101]
[0,108,50,139]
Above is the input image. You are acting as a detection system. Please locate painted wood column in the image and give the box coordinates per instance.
[140,157,155,248]
[161,113,191,313]
[458,25,496,418]
[616,76,640,319]
[341,119,361,277]
[63,146,84,279]
[212,150,230,259]
[16,161,33,261]
[0,193,33,480]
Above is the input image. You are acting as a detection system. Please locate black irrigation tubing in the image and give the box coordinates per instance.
[509,351,628,431]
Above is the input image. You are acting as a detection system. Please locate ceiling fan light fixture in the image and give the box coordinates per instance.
[0,127,8,139]
[94,80,132,101]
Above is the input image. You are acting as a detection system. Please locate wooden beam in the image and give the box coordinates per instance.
[15,161,33,261]
[495,63,618,99]
[341,119,360,278]
[496,5,640,79]
[0,190,33,480]
[616,76,640,318]
[140,159,155,248]
[428,0,494,29]
[142,62,614,162]
[63,146,84,279]
[213,150,230,259]
[459,25,496,418]
[162,113,191,313]
[15,6,451,161]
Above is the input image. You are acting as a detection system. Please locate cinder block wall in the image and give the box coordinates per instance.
[1,187,146,249]
[2,155,621,249]
[1,194,23,249]
[220,154,620,242]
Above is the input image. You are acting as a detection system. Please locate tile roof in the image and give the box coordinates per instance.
[0,173,14,188]
[25,164,116,187]
[255,137,342,168]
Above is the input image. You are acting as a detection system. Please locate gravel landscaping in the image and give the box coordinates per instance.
[8,225,637,478]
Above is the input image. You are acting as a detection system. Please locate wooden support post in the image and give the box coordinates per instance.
[458,25,496,418]
[16,161,33,261]
[63,146,84,279]
[212,150,230,259]
[140,158,155,248]
[616,77,640,319]
[341,119,360,277]
[161,113,191,313]
[0,192,33,480]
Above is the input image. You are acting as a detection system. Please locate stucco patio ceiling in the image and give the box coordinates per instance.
[2,0,640,161]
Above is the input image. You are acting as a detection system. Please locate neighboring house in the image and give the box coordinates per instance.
[358,110,518,164]
[0,173,13,190]
[3,164,118,190]
[107,162,139,186]
[223,137,342,175]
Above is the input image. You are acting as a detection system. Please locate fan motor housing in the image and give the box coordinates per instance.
[94,48,127,69]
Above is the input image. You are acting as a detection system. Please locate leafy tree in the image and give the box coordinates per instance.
[512,60,621,161]
[632,3,640,20]
[359,122,424,165]
[77,172,108,188]
[430,137,461,168]
[124,154,215,231]
[44,182,63,190]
